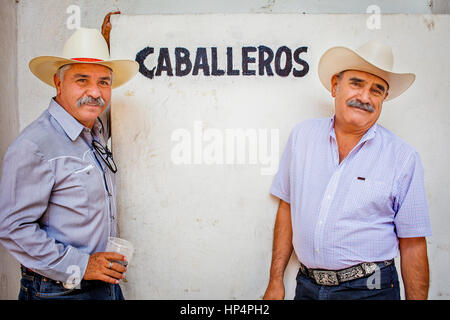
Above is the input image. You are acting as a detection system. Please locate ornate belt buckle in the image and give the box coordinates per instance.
[313,270,339,286]
[360,262,377,276]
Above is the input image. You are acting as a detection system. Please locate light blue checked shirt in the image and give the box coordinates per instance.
[270,117,432,270]
[0,99,117,283]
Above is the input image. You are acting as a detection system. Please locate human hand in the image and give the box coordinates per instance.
[263,279,285,300]
[83,252,127,284]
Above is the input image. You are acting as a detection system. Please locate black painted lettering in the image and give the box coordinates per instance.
[155,48,173,76]
[258,45,274,76]
[211,47,225,76]
[135,47,155,79]
[193,47,210,76]
[242,46,257,76]
[226,47,240,76]
[175,47,192,77]
[293,46,309,77]
[274,46,292,77]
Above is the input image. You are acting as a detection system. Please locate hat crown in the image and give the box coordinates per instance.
[62,28,110,61]
[355,41,394,72]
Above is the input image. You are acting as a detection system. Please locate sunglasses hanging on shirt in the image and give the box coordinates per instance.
[92,140,118,173]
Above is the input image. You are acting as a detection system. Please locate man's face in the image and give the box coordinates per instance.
[331,70,389,133]
[54,63,112,129]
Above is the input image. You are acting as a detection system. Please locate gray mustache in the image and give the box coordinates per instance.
[347,99,374,113]
[77,96,106,108]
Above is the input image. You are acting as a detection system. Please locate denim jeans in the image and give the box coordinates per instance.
[294,263,401,300]
[19,266,124,300]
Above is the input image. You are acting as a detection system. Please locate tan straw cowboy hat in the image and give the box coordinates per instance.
[318,41,415,101]
[29,28,138,89]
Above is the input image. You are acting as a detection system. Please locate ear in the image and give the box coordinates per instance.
[54,74,62,96]
[331,74,340,97]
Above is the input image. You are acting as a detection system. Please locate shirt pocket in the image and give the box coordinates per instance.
[51,160,104,216]
[343,178,391,218]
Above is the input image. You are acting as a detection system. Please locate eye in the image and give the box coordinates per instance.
[371,88,383,96]
[350,81,362,87]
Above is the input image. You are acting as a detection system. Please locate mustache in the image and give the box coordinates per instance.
[77,96,106,108]
[347,99,375,113]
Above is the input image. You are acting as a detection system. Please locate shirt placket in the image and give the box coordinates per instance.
[94,130,117,238]
[313,136,346,267]
[313,125,376,268]
[83,128,116,238]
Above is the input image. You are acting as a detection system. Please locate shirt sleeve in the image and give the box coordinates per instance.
[393,151,432,238]
[269,128,296,203]
[0,139,89,284]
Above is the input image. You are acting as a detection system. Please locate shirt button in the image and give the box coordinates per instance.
[315,249,320,253]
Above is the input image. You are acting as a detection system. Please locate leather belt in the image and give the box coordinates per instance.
[299,259,394,286]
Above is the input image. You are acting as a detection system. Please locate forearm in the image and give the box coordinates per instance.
[399,237,430,300]
[268,199,293,281]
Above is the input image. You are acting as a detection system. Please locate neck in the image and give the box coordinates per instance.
[334,120,370,163]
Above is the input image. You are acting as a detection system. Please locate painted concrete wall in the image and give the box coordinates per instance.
[0,0,20,300]
[110,13,450,299]
[13,0,440,132]
[0,0,447,299]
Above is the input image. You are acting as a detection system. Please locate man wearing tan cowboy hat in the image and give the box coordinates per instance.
[263,41,432,300]
[0,27,138,300]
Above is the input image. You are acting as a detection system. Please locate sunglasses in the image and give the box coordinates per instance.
[92,140,117,173]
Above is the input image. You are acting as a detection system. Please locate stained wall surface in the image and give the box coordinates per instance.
[0,0,448,299]
[110,14,450,299]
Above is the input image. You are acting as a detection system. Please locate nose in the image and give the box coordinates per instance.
[85,84,101,99]
[358,86,371,103]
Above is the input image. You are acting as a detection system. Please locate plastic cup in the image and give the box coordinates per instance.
[106,237,134,266]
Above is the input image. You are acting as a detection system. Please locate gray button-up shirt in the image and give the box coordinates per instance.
[0,98,117,283]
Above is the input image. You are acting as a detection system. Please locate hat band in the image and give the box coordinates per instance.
[71,58,105,62]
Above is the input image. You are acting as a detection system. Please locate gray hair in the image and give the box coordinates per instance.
[55,64,73,82]
[55,64,114,84]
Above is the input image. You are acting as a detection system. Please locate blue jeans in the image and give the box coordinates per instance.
[19,266,124,300]
[294,263,401,300]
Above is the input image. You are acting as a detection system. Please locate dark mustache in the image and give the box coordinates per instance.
[347,99,374,113]
[77,96,105,108]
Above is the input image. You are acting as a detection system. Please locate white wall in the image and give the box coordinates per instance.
[110,13,450,300]
[0,0,20,300]
[14,0,439,131]
[0,0,448,299]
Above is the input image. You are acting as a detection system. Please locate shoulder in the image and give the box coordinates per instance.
[375,124,418,159]
[374,124,424,179]
[6,111,57,161]
[288,117,330,143]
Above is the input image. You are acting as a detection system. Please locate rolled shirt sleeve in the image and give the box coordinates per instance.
[0,138,89,284]
[393,151,432,238]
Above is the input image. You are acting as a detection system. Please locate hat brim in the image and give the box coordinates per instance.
[318,47,415,101]
[29,56,139,89]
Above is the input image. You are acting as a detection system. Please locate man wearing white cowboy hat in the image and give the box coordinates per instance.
[263,41,432,300]
[0,27,138,300]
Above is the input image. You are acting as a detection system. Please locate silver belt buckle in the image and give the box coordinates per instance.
[360,262,377,275]
[313,270,339,286]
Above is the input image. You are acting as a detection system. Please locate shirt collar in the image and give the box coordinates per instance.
[328,115,378,143]
[48,98,103,141]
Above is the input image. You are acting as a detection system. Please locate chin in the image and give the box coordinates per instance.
[341,110,373,127]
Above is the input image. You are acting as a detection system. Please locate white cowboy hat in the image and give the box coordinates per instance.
[318,41,415,101]
[29,28,138,89]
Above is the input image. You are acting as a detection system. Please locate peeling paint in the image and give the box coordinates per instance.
[424,16,435,31]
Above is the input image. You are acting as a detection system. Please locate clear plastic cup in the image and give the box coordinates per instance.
[105,237,134,266]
